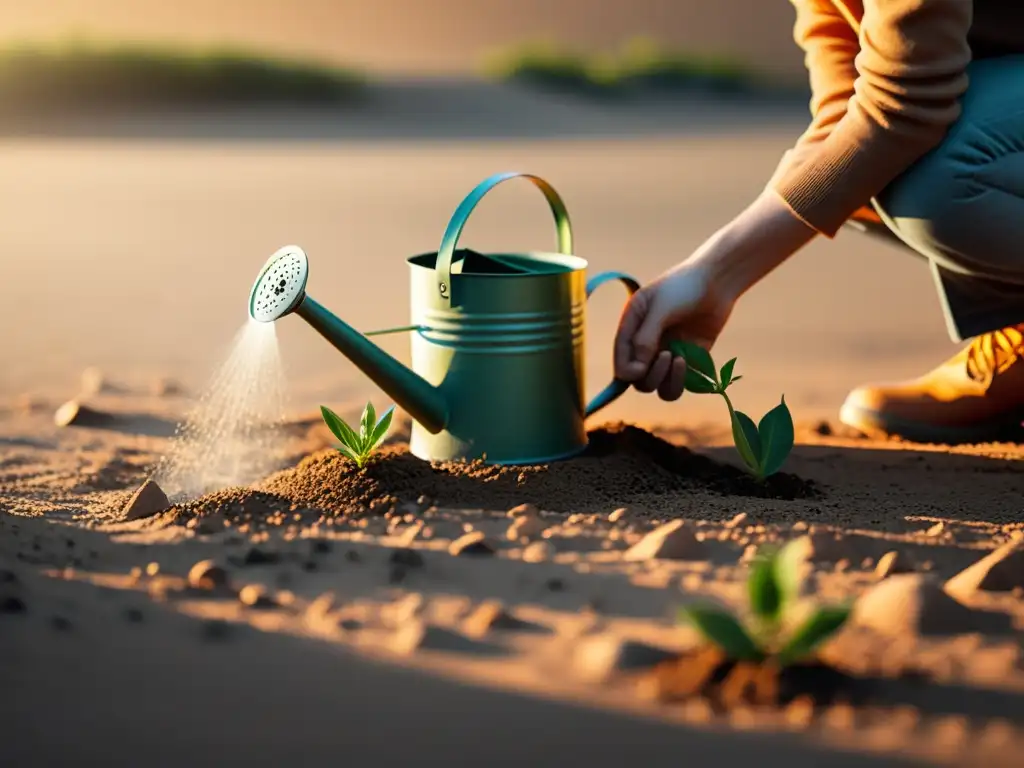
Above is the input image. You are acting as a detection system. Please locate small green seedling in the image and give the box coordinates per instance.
[320,401,395,469]
[670,341,794,480]
[678,540,851,665]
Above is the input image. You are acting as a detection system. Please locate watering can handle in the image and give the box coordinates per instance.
[434,172,573,306]
[584,271,641,420]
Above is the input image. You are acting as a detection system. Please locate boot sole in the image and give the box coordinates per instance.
[838,402,1024,445]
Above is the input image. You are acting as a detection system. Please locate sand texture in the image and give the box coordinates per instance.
[2,386,1023,768]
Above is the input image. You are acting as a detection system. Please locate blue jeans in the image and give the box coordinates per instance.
[846,55,1024,342]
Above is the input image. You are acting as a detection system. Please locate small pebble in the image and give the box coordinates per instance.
[188,560,230,590]
[122,480,170,522]
[522,541,555,563]
[54,400,111,428]
[607,508,628,524]
[238,584,275,608]
[507,503,538,519]
[874,550,911,580]
[448,531,496,557]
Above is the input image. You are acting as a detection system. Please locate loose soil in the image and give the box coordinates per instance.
[169,424,818,525]
[2,398,1023,768]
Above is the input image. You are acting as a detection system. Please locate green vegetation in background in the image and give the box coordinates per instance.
[482,37,782,96]
[0,40,365,109]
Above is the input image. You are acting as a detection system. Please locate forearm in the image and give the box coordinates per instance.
[690,190,818,300]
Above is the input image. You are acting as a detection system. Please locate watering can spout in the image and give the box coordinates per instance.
[247,246,449,434]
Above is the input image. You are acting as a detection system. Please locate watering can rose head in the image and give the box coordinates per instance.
[320,402,396,469]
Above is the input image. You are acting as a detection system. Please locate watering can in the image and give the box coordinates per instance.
[248,171,639,464]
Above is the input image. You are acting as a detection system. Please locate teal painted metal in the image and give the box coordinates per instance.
[249,172,639,465]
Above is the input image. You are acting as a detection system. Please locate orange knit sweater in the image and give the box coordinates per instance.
[771,0,1024,238]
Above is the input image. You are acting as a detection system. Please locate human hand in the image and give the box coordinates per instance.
[613,257,736,401]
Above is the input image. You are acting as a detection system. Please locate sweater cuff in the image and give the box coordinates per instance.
[770,111,945,238]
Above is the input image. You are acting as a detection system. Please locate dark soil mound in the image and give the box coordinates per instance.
[170,424,818,524]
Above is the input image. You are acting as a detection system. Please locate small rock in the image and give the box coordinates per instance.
[54,400,112,428]
[388,620,502,656]
[80,366,107,396]
[150,377,184,397]
[506,514,547,541]
[522,541,556,563]
[852,574,1011,637]
[123,607,144,623]
[945,541,1024,598]
[238,584,275,608]
[448,531,496,557]
[573,633,678,683]
[50,616,72,631]
[390,548,425,568]
[121,480,170,522]
[0,569,18,586]
[624,521,708,562]
[784,533,851,565]
[396,522,424,547]
[507,503,538,519]
[545,577,565,591]
[463,600,544,637]
[874,550,912,580]
[188,561,230,593]
[608,508,628,524]
[814,420,833,436]
[723,512,748,529]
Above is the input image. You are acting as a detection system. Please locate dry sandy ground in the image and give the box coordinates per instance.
[2,94,1022,766]
[1,384,1023,767]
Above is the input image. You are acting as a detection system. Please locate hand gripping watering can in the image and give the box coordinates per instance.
[248,171,639,464]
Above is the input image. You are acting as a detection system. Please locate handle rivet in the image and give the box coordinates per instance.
[439,282,448,296]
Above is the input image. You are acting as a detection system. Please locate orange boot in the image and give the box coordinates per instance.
[839,325,1024,444]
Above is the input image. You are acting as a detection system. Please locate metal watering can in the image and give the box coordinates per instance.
[248,171,639,464]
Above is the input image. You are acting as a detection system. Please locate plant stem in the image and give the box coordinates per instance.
[718,389,765,481]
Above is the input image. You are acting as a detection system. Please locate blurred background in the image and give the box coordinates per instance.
[0,1,958,428]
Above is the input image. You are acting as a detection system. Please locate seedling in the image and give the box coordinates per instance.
[320,401,395,469]
[678,539,851,665]
[670,341,794,480]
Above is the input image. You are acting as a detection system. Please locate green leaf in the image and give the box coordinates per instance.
[368,405,396,451]
[678,605,764,661]
[359,401,377,448]
[748,550,783,625]
[773,538,807,607]
[669,340,717,383]
[757,395,795,477]
[729,375,743,384]
[730,409,763,474]
[719,357,737,388]
[684,368,718,394]
[320,406,361,450]
[335,441,364,467]
[777,605,851,665]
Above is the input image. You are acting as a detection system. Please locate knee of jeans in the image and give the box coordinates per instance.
[876,155,976,256]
